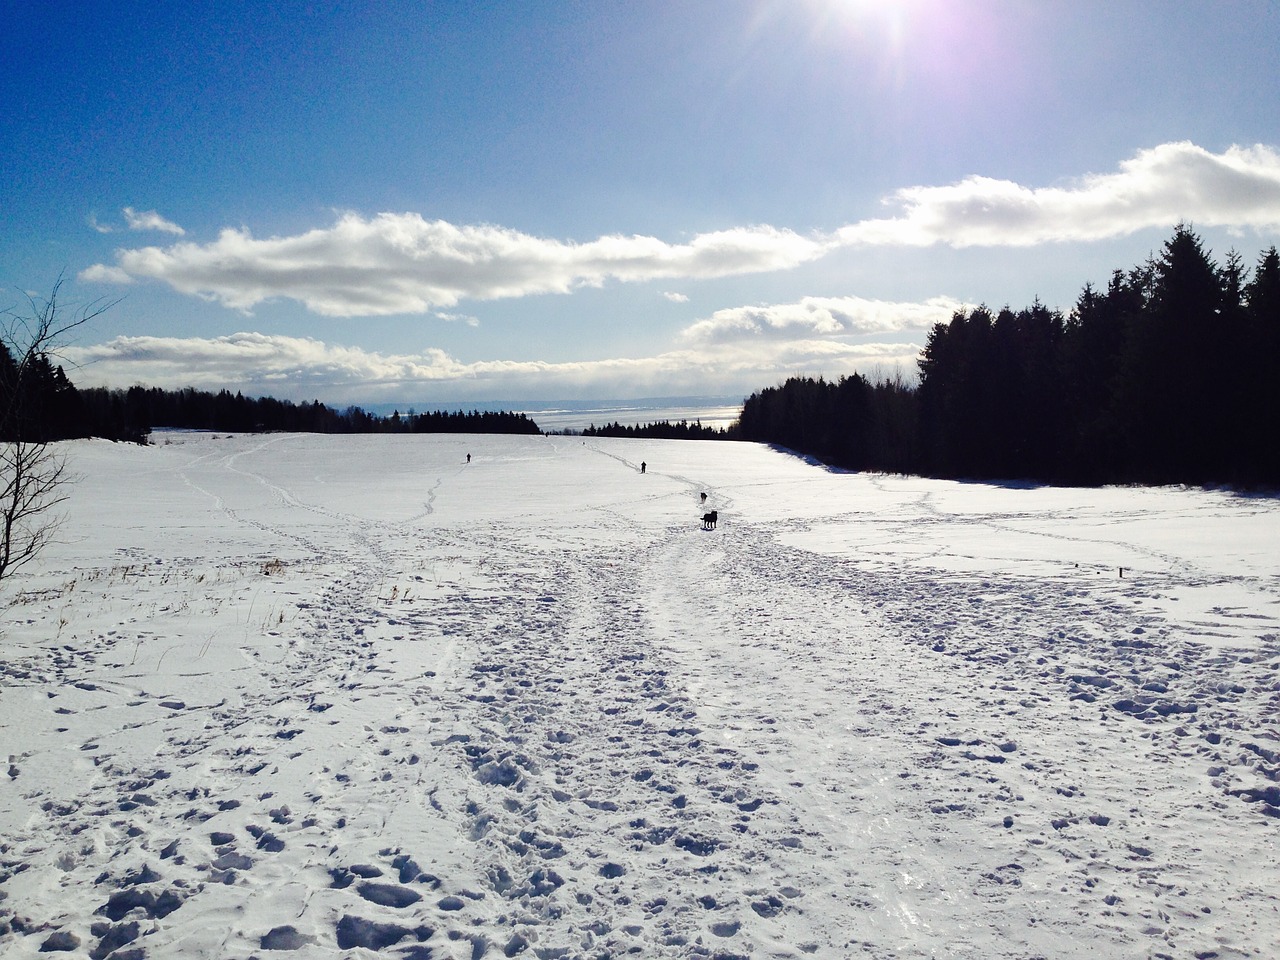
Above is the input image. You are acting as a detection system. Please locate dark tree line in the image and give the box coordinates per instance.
[74,386,349,441]
[738,227,1280,486]
[4,376,542,442]
[0,343,87,442]
[389,407,542,435]
[736,373,917,473]
[580,419,728,440]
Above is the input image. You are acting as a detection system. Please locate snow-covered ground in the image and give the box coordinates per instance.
[1,432,1277,959]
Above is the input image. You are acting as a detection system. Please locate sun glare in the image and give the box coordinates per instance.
[812,0,917,46]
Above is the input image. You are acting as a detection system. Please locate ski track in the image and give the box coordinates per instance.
[0,436,1277,959]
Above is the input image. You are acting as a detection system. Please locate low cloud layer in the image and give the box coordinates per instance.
[78,142,1280,318]
[66,326,925,404]
[680,295,967,343]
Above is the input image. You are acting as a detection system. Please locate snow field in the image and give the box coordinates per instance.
[0,432,1277,959]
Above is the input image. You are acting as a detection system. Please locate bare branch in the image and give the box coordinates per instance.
[3,272,122,363]
[0,276,111,586]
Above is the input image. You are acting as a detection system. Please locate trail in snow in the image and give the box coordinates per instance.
[0,433,1276,959]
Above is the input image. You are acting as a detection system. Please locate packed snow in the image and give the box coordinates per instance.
[1,432,1278,959]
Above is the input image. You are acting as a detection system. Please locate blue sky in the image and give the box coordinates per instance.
[4,0,1279,405]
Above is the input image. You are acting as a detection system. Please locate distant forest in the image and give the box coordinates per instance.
[737,226,1280,487]
[0,359,540,443]
[4,226,1276,487]
[579,420,727,440]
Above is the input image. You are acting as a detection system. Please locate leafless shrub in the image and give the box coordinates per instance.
[0,275,117,585]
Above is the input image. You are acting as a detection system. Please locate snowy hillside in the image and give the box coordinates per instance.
[1,432,1277,959]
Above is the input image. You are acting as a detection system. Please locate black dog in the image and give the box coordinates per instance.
[701,510,718,530]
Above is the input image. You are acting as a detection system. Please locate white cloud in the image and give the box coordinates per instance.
[76,143,1280,317]
[838,141,1280,247]
[79,214,829,317]
[87,213,115,234]
[65,330,927,404]
[663,291,690,303]
[123,207,186,235]
[433,311,480,327]
[67,333,452,392]
[681,294,966,344]
[77,263,135,285]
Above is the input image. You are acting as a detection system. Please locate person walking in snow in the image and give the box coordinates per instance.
[640,461,646,474]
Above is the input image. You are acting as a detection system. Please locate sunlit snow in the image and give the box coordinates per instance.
[2,433,1277,958]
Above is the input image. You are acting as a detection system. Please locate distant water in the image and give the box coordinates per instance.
[362,396,745,433]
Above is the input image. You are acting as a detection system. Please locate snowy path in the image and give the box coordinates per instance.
[1,433,1277,959]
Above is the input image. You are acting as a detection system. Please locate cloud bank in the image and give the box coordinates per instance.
[680,295,967,343]
[66,322,927,404]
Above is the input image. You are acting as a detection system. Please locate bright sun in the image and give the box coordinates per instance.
[816,0,917,34]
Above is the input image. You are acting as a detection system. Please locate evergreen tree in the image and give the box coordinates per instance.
[918,306,1000,477]
[1126,225,1235,482]
[1060,270,1145,482]
[1244,247,1280,483]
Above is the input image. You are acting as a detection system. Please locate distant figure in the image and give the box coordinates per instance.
[702,510,718,530]
[700,492,707,504]
[466,453,471,463]
[640,461,646,474]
